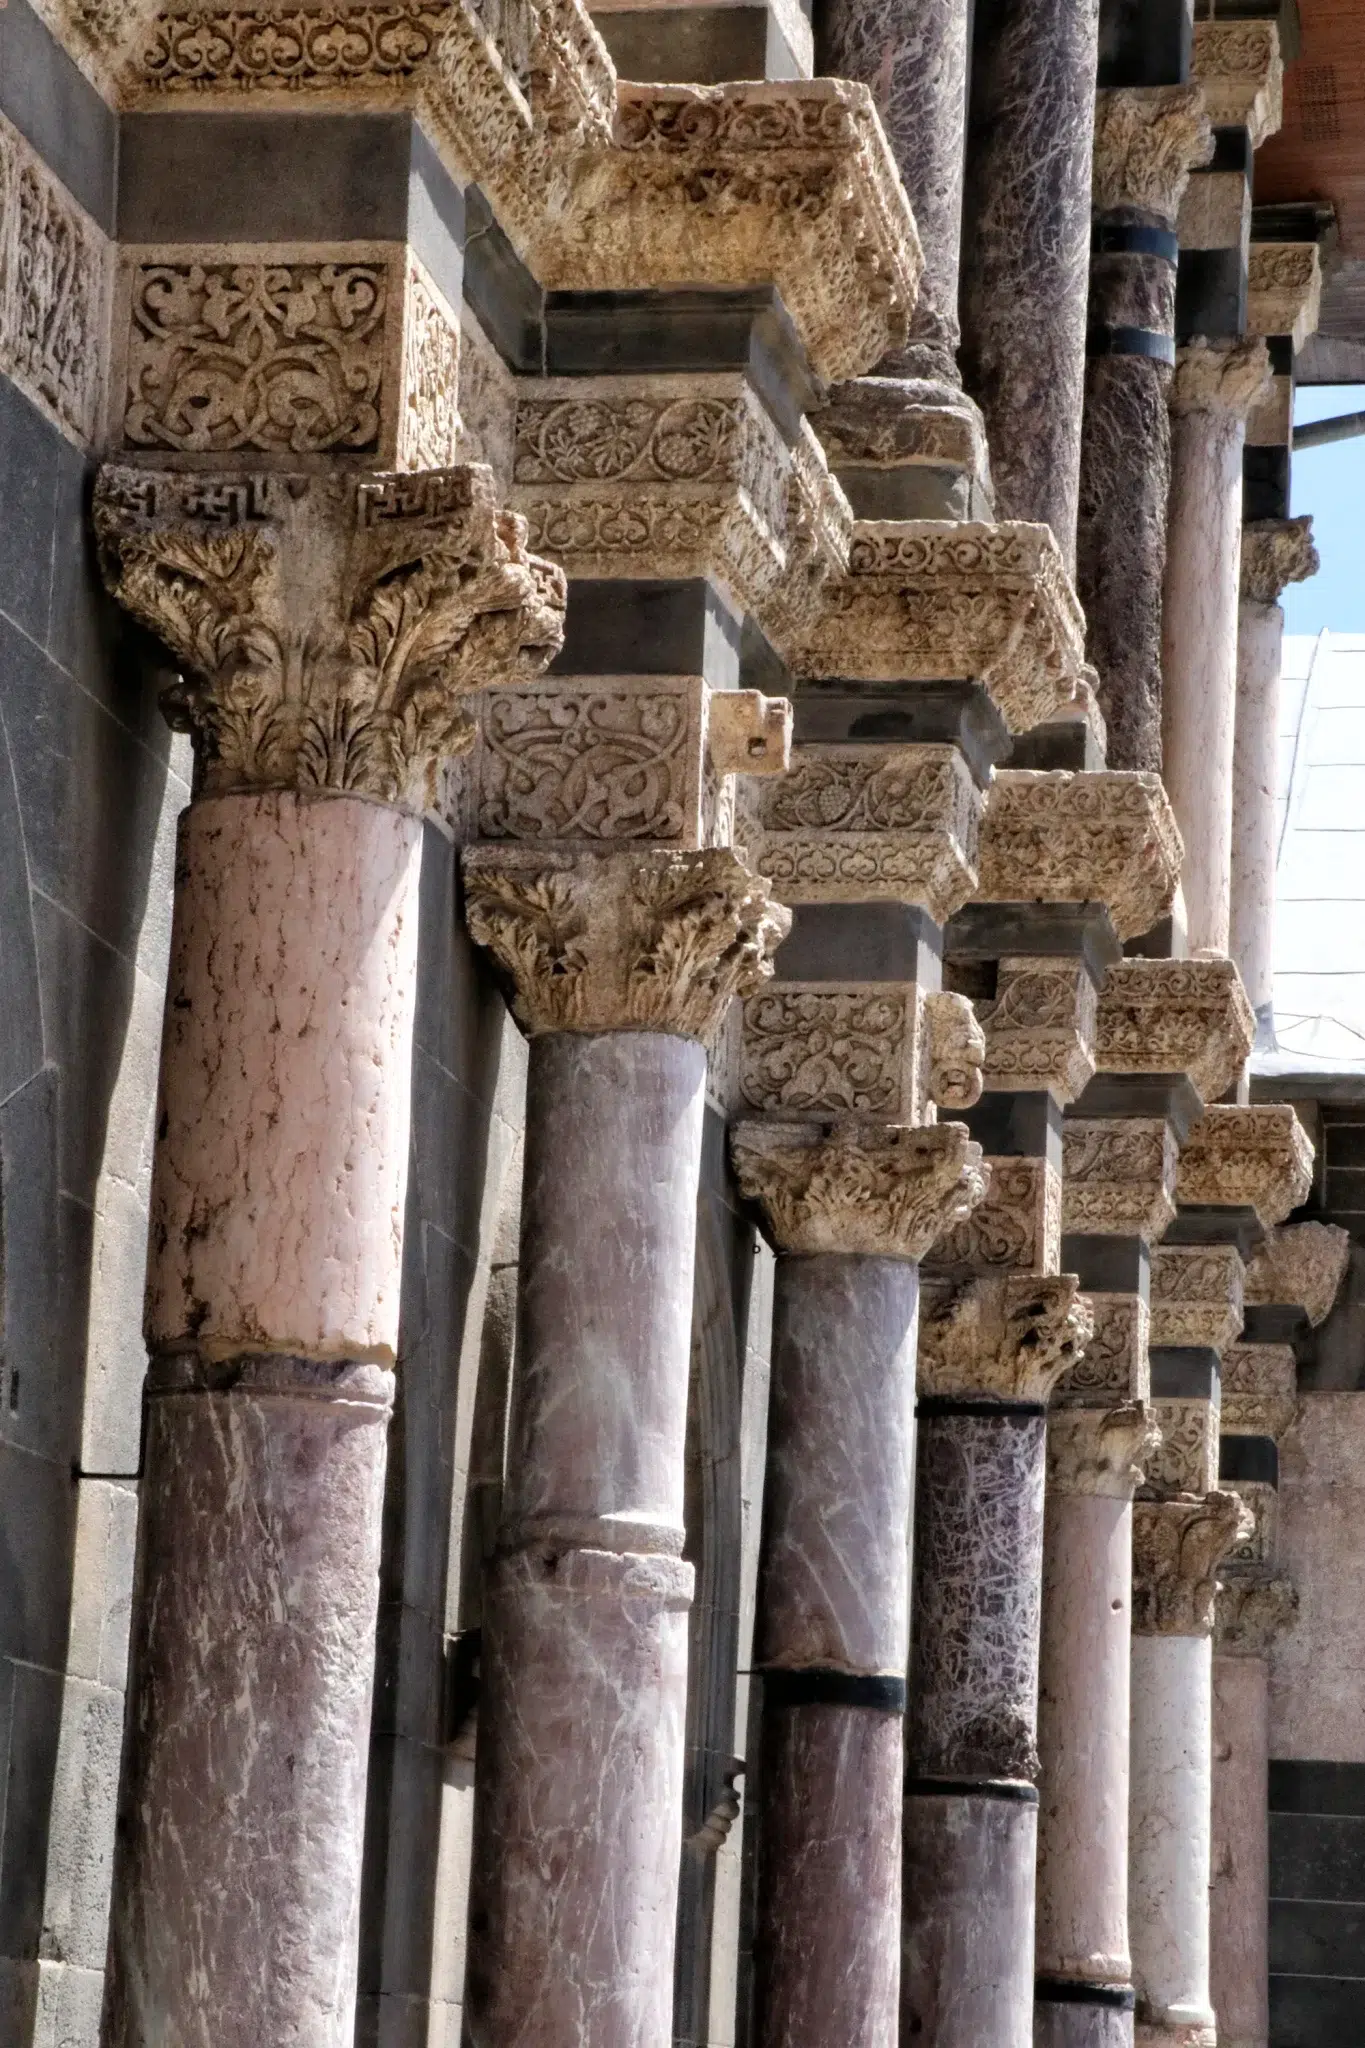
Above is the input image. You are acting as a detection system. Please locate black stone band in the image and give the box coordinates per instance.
[1035,1978,1137,2011]
[917,1396,1048,1421]
[1087,324,1177,365]
[1092,221,1179,264]
[765,1670,906,1714]
[905,1775,1039,1805]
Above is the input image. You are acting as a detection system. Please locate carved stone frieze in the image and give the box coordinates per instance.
[1059,1292,1150,1405]
[1175,1103,1314,1228]
[796,521,1086,736]
[739,982,984,1124]
[1091,86,1213,224]
[976,956,1098,1103]
[0,111,110,448]
[1149,1244,1245,1354]
[926,1153,1062,1277]
[94,464,565,807]
[1221,1342,1298,1442]
[1225,1480,1277,1569]
[728,1116,987,1260]
[1248,242,1322,352]
[1092,957,1254,1102]
[1244,1219,1350,1325]
[975,771,1182,943]
[1170,338,1273,422]
[1131,1491,1254,1637]
[1192,19,1284,150]
[917,1271,1093,1404]
[1141,1397,1220,1500]
[752,743,981,924]
[1062,1119,1178,1241]
[1241,517,1319,606]
[1214,1573,1297,1656]
[1048,1402,1159,1500]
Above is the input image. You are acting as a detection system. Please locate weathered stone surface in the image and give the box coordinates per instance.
[928,1153,1063,1275]
[975,771,1182,944]
[1062,1118,1177,1241]
[1061,1291,1150,1406]
[1131,1493,1253,1637]
[1214,1573,1296,1656]
[1191,18,1284,150]
[740,983,985,1123]
[816,377,993,510]
[1128,1629,1218,2045]
[976,956,1097,1103]
[1247,242,1322,351]
[1220,1342,1297,1442]
[1048,1402,1158,1500]
[1149,1245,1245,1355]
[1142,1397,1220,1501]
[1091,86,1213,222]
[902,1793,1037,2047]
[1174,1103,1313,1229]
[0,109,109,448]
[1092,958,1254,1103]
[918,1271,1092,1403]
[1239,516,1319,606]
[1244,1220,1350,1325]
[730,1118,986,1259]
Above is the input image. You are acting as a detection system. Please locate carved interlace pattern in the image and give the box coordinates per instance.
[741,986,919,1118]
[1062,1119,1178,1241]
[1192,19,1284,149]
[1215,1574,1297,1656]
[1059,1292,1149,1404]
[1244,1220,1350,1326]
[1149,1245,1245,1353]
[0,113,109,447]
[1092,957,1254,1102]
[928,1155,1062,1276]
[1240,518,1319,606]
[478,685,695,844]
[1176,1104,1314,1227]
[729,1118,986,1259]
[917,1273,1092,1403]
[976,771,1182,942]
[1091,87,1213,223]
[976,957,1098,1103]
[1131,1491,1254,1636]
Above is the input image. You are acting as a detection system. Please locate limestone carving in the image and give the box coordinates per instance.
[729,1117,987,1260]
[1247,243,1322,352]
[1091,86,1214,223]
[1141,1398,1220,1500]
[95,464,565,808]
[1092,957,1255,1101]
[1225,1481,1277,1569]
[1240,517,1319,606]
[923,992,987,1113]
[707,692,791,780]
[976,771,1182,943]
[1062,1119,1178,1241]
[917,1272,1092,1404]
[457,312,516,489]
[927,1154,1062,1277]
[1131,1492,1255,1636]
[1047,1403,1159,1500]
[1148,1244,1245,1353]
[0,112,110,448]
[816,375,992,486]
[1244,1220,1350,1325]
[1221,1342,1298,1442]
[1175,1103,1314,1228]
[976,956,1097,1103]
[1169,338,1273,422]
[741,985,924,1120]
[1214,1574,1297,1656]
[1192,19,1284,150]
[463,844,789,1040]
[1059,1292,1150,1405]
[400,257,464,470]
[136,5,458,94]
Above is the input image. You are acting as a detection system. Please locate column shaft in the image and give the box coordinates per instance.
[1210,1654,1271,2048]
[1230,597,1284,1029]
[1129,1634,1216,2045]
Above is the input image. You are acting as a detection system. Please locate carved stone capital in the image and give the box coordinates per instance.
[797,521,1086,736]
[462,844,789,1040]
[94,465,565,808]
[1048,1402,1160,1500]
[1063,1119,1178,1241]
[0,111,110,450]
[1060,1292,1150,1405]
[1248,243,1322,352]
[1093,958,1255,1102]
[1215,1573,1297,1656]
[1131,1491,1255,1636]
[977,957,1098,1103]
[918,1271,1093,1404]
[926,1153,1062,1277]
[1092,86,1214,223]
[739,982,984,1124]
[1245,1220,1350,1325]
[817,376,992,487]
[729,1117,987,1260]
[1149,1244,1245,1353]
[752,743,982,924]
[976,771,1182,944]
[1141,1397,1220,1500]
[1240,517,1319,605]
[1222,1342,1298,1441]
[1192,19,1284,150]
[1176,1103,1314,1229]
[1170,338,1273,422]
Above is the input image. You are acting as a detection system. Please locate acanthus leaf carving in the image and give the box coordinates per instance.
[1240,518,1319,606]
[917,1271,1093,1404]
[1214,1573,1297,1656]
[729,1116,987,1259]
[1131,1490,1255,1636]
[1091,85,1214,224]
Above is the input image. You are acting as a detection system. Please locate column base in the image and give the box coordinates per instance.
[1035,1984,1135,2048]
[902,1784,1037,2048]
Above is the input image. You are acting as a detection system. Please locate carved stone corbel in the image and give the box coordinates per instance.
[975,770,1182,942]
[1169,338,1273,422]
[1092,957,1255,1102]
[1062,1119,1178,1241]
[1175,1103,1314,1228]
[925,1153,1063,1277]
[1149,1244,1245,1353]
[976,957,1098,1103]
[1140,1398,1221,1500]
[1244,1219,1350,1325]
[1220,1343,1298,1442]
[729,1116,988,1260]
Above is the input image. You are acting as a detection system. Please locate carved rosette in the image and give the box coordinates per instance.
[927,1154,1062,1276]
[1192,19,1284,150]
[1141,1398,1220,1500]
[728,1117,987,1260]
[976,958,1098,1103]
[1221,1342,1298,1442]
[1170,338,1273,422]
[1214,1574,1297,1656]
[1092,957,1255,1102]
[917,1272,1093,1404]
[1241,518,1319,607]
[739,983,984,1124]
[1245,1220,1350,1326]
[1248,243,1323,351]
[1176,1103,1314,1228]
[1091,86,1214,224]
[1131,1491,1255,1636]
[1048,1403,1160,1500]
[1059,1292,1150,1405]
[1062,1119,1178,1241]
[976,771,1182,943]
[94,464,566,809]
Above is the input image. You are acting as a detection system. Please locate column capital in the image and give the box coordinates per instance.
[1214,1573,1298,1656]
[739,985,986,1124]
[976,957,1097,1103]
[976,771,1182,943]
[94,464,565,811]
[1222,1342,1298,1441]
[1245,1219,1350,1325]
[918,1272,1093,1403]
[1048,1401,1160,1499]
[1192,19,1284,150]
[1248,243,1323,352]
[728,1117,987,1260]
[1240,517,1320,605]
[1062,1118,1179,1240]
[462,844,789,1040]
[1170,339,1273,422]
[1132,1491,1254,1636]
[1150,1244,1245,1353]
[1175,1103,1314,1229]
[1092,85,1213,223]
[1092,958,1254,1102]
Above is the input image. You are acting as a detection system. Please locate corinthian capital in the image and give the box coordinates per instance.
[1048,1402,1159,1500]
[1241,518,1320,606]
[462,845,789,1040]
[1062,1119,1178,1241]
[918,1272,1093,1404]
[1170,339,1273,421]
[1132,1491,1255,1636]
[1093,957,1254,1103]
[1176,1104,1314,1228]
[1215,1574,1298,1656]
[94,465,565,810]
[729,1117,987,1259]
[1092,86,1214,223]
[976,771,1182,943]
[1192,19,1284,150]
[1245,1220,1350,1326]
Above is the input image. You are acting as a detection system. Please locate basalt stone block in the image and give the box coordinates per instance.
[1098,0,1193,89]
[1068,1074,1202,1142]
[1149,1347,1220,1402]
[1061,1234,1150,1297]
[963,1090,1063,1164]
[793,680,1007,787]
[947,902,1120,980]
[1164,1205,1265,1258]
[550,577,743,685]
[0,0,117,229]
[773,902,942,984]
[1270,1811,1365,1904]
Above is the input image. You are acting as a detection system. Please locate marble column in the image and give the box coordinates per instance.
[959,0,1102,564]
[90,465,563,2045]
[1231,518,1319,1040]
[902,1272,1092,2048]
[461,846,787,2048]
[730,1118,986,2048]
[1078,87,1212,771]
[1161,339,1271,958]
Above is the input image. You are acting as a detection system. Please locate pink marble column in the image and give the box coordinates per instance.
[91,465,563,2046]
[1210,1652,1270,2048]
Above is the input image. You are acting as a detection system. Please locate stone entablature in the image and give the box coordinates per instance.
[739,984,984,1125]
[1191,18,1284,150]
[1214,1574,1297,1656]
[926,1153,1062,1277]
[1091,85,1213,223]
[1059,1292,1150,1406]
[1048,1402,1159,1500]
[1149,1244,1245,1353]
[1220,1342,1298,1442]
[1062,1118,1178,1241]
[1175,1103,1314,1228]
[1240,518,1320,606]
[1244,1219,1351,1325]
[1091,957,1255,1102]
[917,1272,1093,1403]
[974,771,1182,943]
[1247,243,1323,353]
[0,110,111,449]
[1131,1492,1254,1637]
[976,958,1098,1103]
[729,1116,987,1259]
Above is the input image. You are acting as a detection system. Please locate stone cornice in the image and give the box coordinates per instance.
[1059,1291,1149,1405]
[94,463,565,808]
[976,956,1097,1103]
[1062,1118,1178,1241]
[1048,1401,1159,1500]
[1192,18,1284,151]
[1149,1243,1245,1353]
[975,771,1182,944]
[918,1271,1092,1404]
[1092,957,1255,1103]
[1247,242,1323,352]
[462,843,789,1039]
[1240,518,1320,606]
[1091,85,1213,224]
[1214,1573,1297,1656]
[1221,1342,1298,1441]
[926,1153,1062,1277]
[1131,1491,1254,1637]
[796,521,1086,735]
[739,984,985,1124]
[0,111,110,451]
[1170,339,1273,422]
[729,1116,987,1259]
[1244,1220,1350,1326]
[1175,1103,1314,1228]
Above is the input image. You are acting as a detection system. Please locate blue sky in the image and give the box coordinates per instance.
[1282,383,1365,632]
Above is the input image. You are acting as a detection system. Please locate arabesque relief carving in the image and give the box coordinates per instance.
[1176,1103,1314,1228]
[1149,1244,1245,1353]
[927,1155,1062,1277]
[1244,1219,1350,1326]
[0,112,110,448]
[1059,1292,1150,1405]
[975,771,1182,942]
[975,956,1097,1103]
[1221,1343,1298,1441]
[1247,243,1322,352]
[1062,1119,1178,1241]
[1092,957,1255,1101]
[739,983,985,1124]
[1191,18,1284,149]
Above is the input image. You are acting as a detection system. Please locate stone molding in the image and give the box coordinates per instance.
[816,375,993,484]
[1131,1491,1255,1637]
[0,110,110,449]
[751,742,981,925]
[1092,957,1255,1102]
[1240,517,1319,605]
[976,956,1098,1104]
[1091,86,1214,224]
[94,463,565,808]
[26,0,162,91]
[1175,1103,1314,1228]
[1244,1219,1350,1325]
[1170,338,1273,422]
[927,1153,1062,1277]
[1142,1397,1220,1500]
[1247,242,1322,352]
[739,983,985,1124]
[796,520,1086,735]
[976,771,1182,944]
[1192,19,1284,150]
[1062,1119,1178,1241]
[462,843,789,1040]
[1048,1402,1159,1500]
[1060,1291,1150,1405]
[1214,1573,1297,1657]
[1149,1243,1245,1353]
[458,310,516,491]
[1221,1342,1297,1442]
[729,1116,987,1260]
[917,1271,1093,1404]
